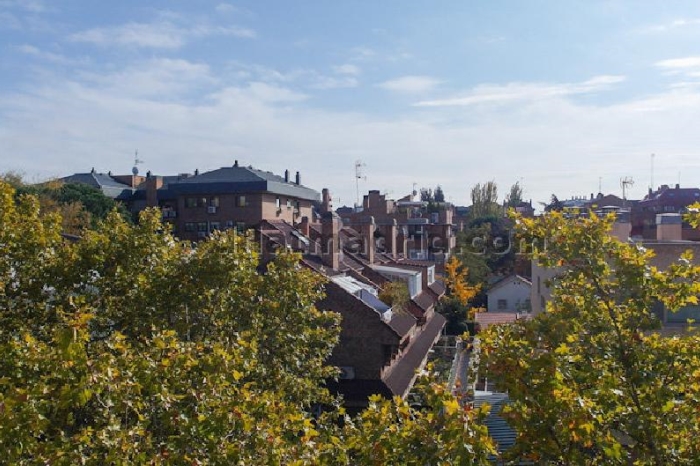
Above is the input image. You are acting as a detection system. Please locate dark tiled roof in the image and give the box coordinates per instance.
[60,172,134,200]
[387,313,416,337]
[412,289,436,312]
[384,312,446,397]
[428,280,446,297]
[167,166,319,201]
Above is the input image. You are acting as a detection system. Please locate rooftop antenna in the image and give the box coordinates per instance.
[598,176,602,194]
[620,176,634,207]
[354,160,366,208]
[132,150,144,188]
[650,153,655,191]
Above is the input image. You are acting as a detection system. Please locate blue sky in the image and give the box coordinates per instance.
[3,1,700,207]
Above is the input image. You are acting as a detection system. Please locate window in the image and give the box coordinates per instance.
[236,222,246,233]
[210,222,220,232]
[275,197,281,209]
[184,222,196,232]
[286,199,292,209]
[197,222,208,232]
[210,196,219,208]
[497,299,508,310]
[226,220,234,229]
[185,197,197,208]
[237,195,247,207]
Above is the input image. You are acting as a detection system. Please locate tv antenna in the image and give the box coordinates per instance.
[620,176,634,206]
[650,153,655,191]
[354,160,366,208]
[132,150,144,187]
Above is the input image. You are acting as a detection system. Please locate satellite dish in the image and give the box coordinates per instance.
[132,166,139,176]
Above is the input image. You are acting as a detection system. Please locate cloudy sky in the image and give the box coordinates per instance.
[3,1,700,207]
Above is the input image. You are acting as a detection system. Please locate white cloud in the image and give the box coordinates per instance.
[16,44,80,65]
[3,65,700,211]
[70,18,255,49]
[333,64,361,76]
[379,76,441,93]
[655,56,700,70]
[414,75,626,107]
[215,3,236,13]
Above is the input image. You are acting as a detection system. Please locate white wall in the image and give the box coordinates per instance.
[488,277,532,313]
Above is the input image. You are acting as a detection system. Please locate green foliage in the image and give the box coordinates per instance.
[378,281,410,314]
[505,181,523,208]
[343,375,495,465]
[480,211,700,465]
[0,181,495,464]
[469,181,501,220]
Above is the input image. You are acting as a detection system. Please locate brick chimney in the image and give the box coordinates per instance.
[298,216,310,237]
[321,188,333,213]
[295,171,301,185]
[361,216,376,264]
[656,213,682,241]
[146,176,163,207]
[321,211,340,270]
[386,219,398,258]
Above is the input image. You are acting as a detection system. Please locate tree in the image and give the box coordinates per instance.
[420,187,433,202]
[0,180,496,464]
[505,181,523,208]
[434,185,446,203]
[480,211,700,464]
[470,181,500,219]
[543,193,564,212]
[378,281,410,314]
[439,257,481,333]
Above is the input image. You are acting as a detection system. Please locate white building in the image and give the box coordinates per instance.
[487,275,532,313]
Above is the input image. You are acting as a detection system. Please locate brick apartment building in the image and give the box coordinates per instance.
[258,190,446,410]
[338,189,456,264]
[631,184,700,241]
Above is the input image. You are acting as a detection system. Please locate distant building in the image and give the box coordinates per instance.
[338,189,457,264]
[59,168,138,201]
[258,190,447,410]
[631,184,700,241]
[487,274,531,313]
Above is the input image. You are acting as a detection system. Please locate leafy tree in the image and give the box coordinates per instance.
[434,185,446,203]
[470,181,500,219]
[378,281,410,314]
[0,181,496,464]
[480,211,700,464]
[439,257,481,333]
[505,181,523,208]
[543,193,564,212]
[420,187,433,202]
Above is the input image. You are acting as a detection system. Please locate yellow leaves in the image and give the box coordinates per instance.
[444,256,480,306]
[443,397,460,416]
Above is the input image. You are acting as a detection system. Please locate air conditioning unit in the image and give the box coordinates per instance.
[207,206,217,214]
[338,366,355,380]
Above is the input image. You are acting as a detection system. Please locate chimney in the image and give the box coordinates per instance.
[321,188,333,213]
[361,216,376,264]
[234,160,239,167]
[285,169,290,183]
[386,219,398,258]
[295,171,301,185]
[675,183,680,189]
[656,213,682,241]
[298,216,310,237]
[194,169,199,176]
[146,176,163,207]
[321,211,340,270]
